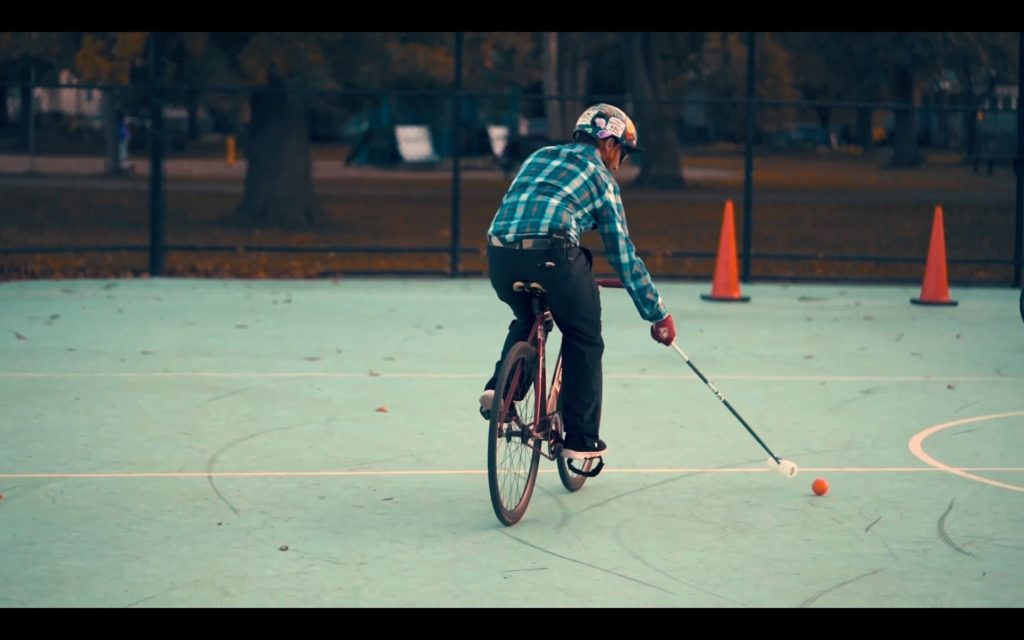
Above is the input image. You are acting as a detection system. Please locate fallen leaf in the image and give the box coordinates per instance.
[369,370,380,377]
[376,405,388,413]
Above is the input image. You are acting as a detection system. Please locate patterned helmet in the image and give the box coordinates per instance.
[572,103,644,153]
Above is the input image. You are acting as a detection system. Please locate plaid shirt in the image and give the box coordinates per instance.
[488,143,669,322]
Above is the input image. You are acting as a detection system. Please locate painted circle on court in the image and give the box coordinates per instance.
[909,410,1024,492]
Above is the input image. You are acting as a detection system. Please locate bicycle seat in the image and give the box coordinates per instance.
[512,281,546,294]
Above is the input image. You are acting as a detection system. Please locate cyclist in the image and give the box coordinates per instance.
[479,103,676,460]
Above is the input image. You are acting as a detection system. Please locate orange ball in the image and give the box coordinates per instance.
[812,478,829,496]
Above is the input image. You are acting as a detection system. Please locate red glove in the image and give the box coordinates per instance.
[650,314,676,346]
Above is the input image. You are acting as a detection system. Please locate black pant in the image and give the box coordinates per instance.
[484,244,603,441]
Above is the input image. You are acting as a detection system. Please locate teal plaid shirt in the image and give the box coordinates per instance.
[488,142,669,322]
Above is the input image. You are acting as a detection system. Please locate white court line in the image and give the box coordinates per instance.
[909,410,1024,492]
[0,372,1018,382]
[2,467,1023,480]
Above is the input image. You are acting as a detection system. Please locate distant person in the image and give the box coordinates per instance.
[116,109,132,170]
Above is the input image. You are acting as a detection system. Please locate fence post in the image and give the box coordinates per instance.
[741,31,756,283]
[1014,31,1023,288]
[148,32,166,276]
[27,67,36,172]
[449,32,464,278]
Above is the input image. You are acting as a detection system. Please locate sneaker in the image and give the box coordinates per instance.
[479,390,494,420]
[560,434,608,460]
[480,389,521,424]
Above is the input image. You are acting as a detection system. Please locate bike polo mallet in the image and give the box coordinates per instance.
[670,342,799,479]
[595,278,797,478]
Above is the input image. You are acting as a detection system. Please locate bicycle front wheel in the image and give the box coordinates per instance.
[487,341,542,526]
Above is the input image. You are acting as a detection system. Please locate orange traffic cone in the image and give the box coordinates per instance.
[701,200,750,302]
[911,205,958,306]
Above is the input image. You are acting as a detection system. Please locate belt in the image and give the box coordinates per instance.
[488,235,577,250]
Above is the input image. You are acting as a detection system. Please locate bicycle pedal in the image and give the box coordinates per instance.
[568,457,604,478]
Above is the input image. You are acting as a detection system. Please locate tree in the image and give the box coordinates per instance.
[778,32,884,150]
[621,32,685,188]
[197,32,475,227]
[778,33,1017,166]
[0,32,80,150]
[210,33,333,226]
[942,32,1018,158]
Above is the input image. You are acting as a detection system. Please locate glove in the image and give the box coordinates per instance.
[650,314,676,346]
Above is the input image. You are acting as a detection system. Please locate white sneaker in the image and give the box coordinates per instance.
[560,436,608,460]
[479,390,494,420]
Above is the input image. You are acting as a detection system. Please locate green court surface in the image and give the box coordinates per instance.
[1,278,1022,607]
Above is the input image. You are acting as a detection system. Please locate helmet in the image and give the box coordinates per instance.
[572,103,644,153]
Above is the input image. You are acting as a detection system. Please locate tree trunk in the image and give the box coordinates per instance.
[891,66,922,167]
[622,32,685,188]
[557,33,589,137]
[235,85,321,227]
[542,32,563,142]
[856,107,874,152]
[0,86,8,127]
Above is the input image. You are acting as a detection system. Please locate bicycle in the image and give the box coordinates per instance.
[486,277,623,526]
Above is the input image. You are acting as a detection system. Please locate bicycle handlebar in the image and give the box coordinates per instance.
[595,278,624,289]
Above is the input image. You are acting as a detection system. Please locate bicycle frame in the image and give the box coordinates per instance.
[520,278,622,461]
[524,295,564,461]
[486,277,622,524]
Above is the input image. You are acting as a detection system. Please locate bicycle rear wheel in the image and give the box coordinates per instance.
[487,341,542,526]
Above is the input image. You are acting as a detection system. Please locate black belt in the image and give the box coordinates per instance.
[489,236,577,250]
